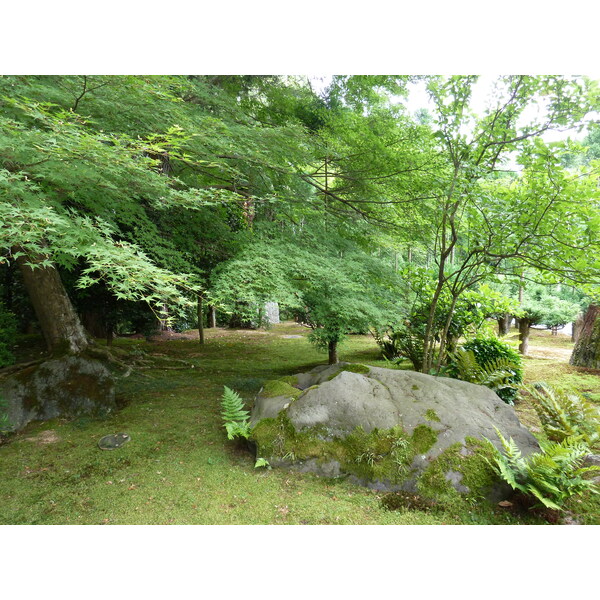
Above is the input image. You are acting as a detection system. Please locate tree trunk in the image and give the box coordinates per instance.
[497,313,512,336]
[572,313,584,344]
[570,305,600,368]
[6,252,117,432]
[197,295,205,345]
[159,304,172,332]
[328,340,338,365]
[15,253,89,354]
[518,318,531,355]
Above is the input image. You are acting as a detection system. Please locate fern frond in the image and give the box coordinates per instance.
[221,386,250,424]
[225,421,250,441]
[221,386,251,441]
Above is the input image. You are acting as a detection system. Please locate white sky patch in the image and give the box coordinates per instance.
[310,75,598,173]
[405,76,594,143]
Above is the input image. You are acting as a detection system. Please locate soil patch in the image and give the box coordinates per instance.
[24,430,60,445]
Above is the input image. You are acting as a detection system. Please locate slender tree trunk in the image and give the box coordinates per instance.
[206,305,217,328]
[328,340,338,365]
[518,318,531,355]
[570,305,600,368]
[518,272,524,303]
[197,295,205,345]
[15,252,89,354]
[159,304,172,332]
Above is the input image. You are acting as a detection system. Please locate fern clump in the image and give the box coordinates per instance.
[448,347,519,404]
[487,428,600,510]
[221,386,251,441]
[447,337,522,403]
[529,383,600,449]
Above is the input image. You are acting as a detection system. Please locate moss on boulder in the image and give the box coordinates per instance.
[260,379,302,400]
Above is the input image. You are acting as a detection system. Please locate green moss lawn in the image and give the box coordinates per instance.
[1,323,598,525]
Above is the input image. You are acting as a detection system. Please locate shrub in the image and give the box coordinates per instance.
[374,325,424,371]
[456,336,522,403]
[487,429,600,510]
[448,348,519,401]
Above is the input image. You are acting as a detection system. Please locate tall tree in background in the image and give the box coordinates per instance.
[410,75,598,371]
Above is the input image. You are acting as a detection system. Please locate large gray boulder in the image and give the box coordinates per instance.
[0,355,116,431]
[250,363,540,500]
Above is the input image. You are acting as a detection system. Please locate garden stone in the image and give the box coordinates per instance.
[250,363,540,500]
[0,355,115,431]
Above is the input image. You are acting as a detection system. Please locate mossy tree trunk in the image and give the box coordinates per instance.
[497,313,511,336]
[7,252,116,431]
[572,313,584,344]
[518,317,531,355]
[570,305,600,368]
[15,252,90,355]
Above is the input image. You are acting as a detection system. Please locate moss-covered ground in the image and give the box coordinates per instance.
[0,323,598,525]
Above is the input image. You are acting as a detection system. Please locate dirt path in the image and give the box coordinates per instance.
[527,345,572,361]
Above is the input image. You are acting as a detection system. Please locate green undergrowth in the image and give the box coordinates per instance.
[0,323,597,525]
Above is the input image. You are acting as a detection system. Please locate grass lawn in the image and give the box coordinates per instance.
[1,323,598,525]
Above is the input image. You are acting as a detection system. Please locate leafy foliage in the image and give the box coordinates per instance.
[220,386,251,441]
[529,383,600,448]
[519,284,582,330]
[488,429,600,510]
[212,237,402,361]
[376,274,520,371]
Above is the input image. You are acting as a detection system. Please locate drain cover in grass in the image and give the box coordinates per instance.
[98,433,131,450]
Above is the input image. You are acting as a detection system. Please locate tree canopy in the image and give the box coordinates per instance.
[1,74,599,369]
